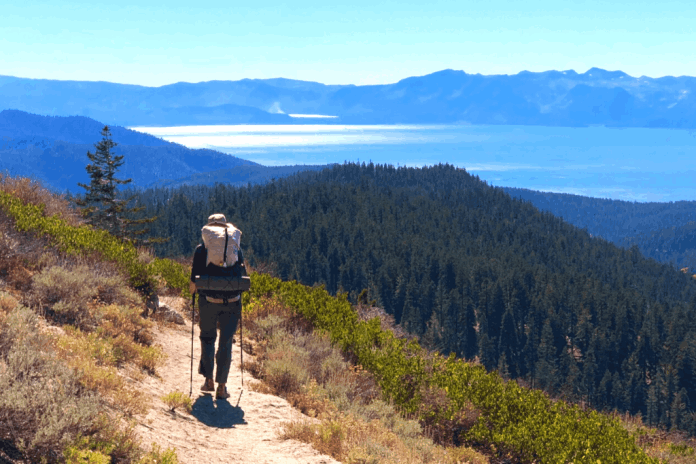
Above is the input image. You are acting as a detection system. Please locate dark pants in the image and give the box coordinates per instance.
[198,296,242,384]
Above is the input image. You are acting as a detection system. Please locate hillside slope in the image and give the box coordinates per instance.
[502,186,696,271]
[0,109,170,146]
[0,111,330,191]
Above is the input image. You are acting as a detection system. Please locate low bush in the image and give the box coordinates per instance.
[619,413,696,463]
[0,292,18,316]
[161,391,193,413]
[0,211,50,292]
[54,326,154,416]
[0,304,161,463]
[0,306,104,462]
[137,443,179,464]
[99,303,156,347]
[30,263,141,329]
[64,446,111,464]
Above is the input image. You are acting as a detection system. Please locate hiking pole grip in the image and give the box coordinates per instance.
[190,292,195,397]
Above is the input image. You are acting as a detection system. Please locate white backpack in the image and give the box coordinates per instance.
[201,222,242,268]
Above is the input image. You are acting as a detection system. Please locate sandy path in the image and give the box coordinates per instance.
[133,299,338,464]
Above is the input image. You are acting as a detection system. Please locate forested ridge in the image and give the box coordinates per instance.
[126,163,696,435]
[503,186,696,271]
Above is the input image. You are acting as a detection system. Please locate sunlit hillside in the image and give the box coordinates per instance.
[2,174,696,462]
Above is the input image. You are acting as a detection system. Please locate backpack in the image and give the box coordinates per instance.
[195,222,251,299]
[201,222,242,268]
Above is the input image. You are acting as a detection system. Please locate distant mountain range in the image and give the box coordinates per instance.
[2,68,696,127]
[0,110,325,191]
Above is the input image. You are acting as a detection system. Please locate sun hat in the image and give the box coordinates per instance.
[208,213,227,224]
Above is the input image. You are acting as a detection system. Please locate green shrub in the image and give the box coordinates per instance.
[137,443,179,464]
[668,443,695,456]
[64,446,111,464]
[161,391,192,413]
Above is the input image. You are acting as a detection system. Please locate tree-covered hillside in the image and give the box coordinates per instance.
[502,187,696,271]
[126,163,696,435]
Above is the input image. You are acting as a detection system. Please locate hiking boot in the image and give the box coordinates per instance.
[201,378,215,392]
[216,386,230,400]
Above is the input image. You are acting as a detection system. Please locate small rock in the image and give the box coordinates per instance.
[158,303,185,325]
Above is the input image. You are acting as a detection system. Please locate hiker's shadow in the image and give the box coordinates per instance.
[191,394,246,428]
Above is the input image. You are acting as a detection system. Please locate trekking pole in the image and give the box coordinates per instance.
[236,301,244,408]
[189,292,196,398]
[240,305,244,388]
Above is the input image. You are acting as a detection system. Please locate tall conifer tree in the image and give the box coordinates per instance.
[77,126,157,242]
[77,126,129,236]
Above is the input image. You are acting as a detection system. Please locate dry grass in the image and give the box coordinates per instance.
[0,174,82,226]
[616,412,696,463]
[23,258,163,417]
[282,415,488,464]
[0,304,142,463]
[243,295,489,464]
[29,262,142,329]
[0,211,49,293]
[355,302,415,341]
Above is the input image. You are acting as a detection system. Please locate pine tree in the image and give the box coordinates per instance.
[459,290,478,359]
[77,126,157,242]
[498,308,520,378]
[646,385,659,426]
[77,126,128,235]
[536,318,559,392]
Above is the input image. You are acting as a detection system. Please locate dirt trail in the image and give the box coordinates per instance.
[134,297,338,464]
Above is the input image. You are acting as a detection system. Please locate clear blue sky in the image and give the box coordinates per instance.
[1,0,694,87]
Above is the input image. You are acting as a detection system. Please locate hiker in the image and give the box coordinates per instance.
[189,213,247,400]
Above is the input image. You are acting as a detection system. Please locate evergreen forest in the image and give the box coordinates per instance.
[124,163,696,435]
[502,186,696,272]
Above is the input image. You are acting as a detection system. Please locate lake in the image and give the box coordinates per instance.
[130,124,696,203]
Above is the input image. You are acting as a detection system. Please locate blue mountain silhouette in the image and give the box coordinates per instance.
[2,68,695,127]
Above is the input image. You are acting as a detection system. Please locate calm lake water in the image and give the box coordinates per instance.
[130,124,696,203]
